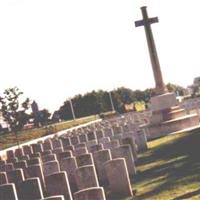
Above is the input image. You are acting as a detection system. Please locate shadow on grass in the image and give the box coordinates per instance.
[172,188,200,200]
[135,128,200,199]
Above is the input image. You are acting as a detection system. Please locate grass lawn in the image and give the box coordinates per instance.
[107,128,200,200]
[133,128,200,200]
[0,115,99,150]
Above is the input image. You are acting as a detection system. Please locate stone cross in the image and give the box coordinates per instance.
[135,6,168,95]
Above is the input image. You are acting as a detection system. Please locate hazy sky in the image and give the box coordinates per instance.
[0,0,200,112]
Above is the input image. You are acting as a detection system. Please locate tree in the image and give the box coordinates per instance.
[51,110,60,123]
[58,101,74,121]
[38,109,51,126]
[0,87,30,146]
[31,109,51,127]
[166,83,185,96]
[57,83,186,118]
[191,85,200,98]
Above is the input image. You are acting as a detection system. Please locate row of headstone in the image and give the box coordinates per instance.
[0,158,131,199]
[0,112,148,199]
[0,168,106,200]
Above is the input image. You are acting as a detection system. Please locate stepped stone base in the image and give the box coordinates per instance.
[150,93,178,111]
[143,93,200,140]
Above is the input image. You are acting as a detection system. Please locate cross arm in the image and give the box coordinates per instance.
[135,17,159,27]
[135,20,145,27]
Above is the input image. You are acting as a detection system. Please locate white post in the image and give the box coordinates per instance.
[69,98,76,120]
[109,92,115,112]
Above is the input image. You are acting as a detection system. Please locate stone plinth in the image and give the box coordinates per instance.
[150,93,177,111]
[143,92,200,140]
[145,113,199,140]
[150,106,188,125]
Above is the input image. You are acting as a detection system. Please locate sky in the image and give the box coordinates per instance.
[0,0,200,112]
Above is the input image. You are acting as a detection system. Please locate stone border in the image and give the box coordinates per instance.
[0,119,102,160]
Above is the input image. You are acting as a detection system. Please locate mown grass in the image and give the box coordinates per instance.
[133,128,200,200]
[0,115,99,150]
[107,128,200,200]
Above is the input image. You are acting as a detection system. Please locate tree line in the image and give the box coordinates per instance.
[57,83,185,121]
[0,83,186,134]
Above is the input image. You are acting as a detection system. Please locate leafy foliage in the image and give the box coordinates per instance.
[0,87,30,143]
[57,83,186,121]
[166,83,185,96]
[31,109,51,127]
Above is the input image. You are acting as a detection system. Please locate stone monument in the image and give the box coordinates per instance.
[135,6,199,139]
